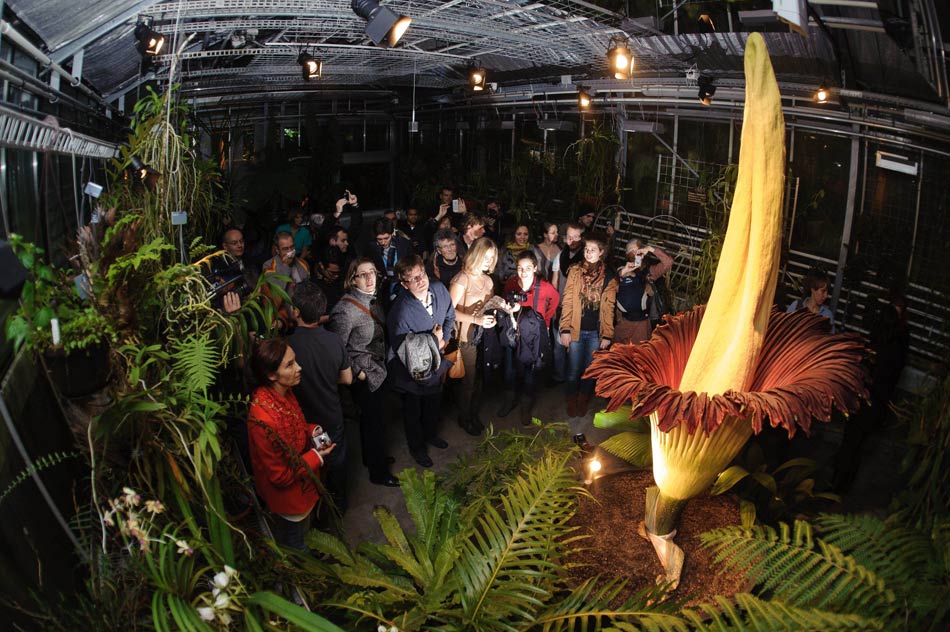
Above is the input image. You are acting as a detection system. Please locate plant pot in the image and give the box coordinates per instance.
[43,344,111,397]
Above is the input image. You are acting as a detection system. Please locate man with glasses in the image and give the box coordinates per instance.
[262,233,311,330]
[386,255,455,468]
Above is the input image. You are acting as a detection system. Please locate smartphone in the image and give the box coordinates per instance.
[343,189,350,202]
[452,199,460,213]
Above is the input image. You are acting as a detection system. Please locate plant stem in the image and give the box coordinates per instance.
[644,485,687,536]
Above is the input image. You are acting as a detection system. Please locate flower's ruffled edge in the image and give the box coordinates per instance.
[585,306,868,437]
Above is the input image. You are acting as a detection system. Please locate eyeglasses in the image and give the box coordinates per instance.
[402,272,426,284]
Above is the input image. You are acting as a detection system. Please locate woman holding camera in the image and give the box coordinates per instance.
[498,250,559,424]
[614,239,673,345]
[327,258,398,487]
[449,237,499,435]
[247,338,335,551]
[559,233,618,426]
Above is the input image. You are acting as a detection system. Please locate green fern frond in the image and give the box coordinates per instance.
[700,521,895,614]
[455,452,583,629]
[598,431,653,467]
[0,451,80,506]
[170,333,220,395]
[533,577,686,632]
[681,592,884,631]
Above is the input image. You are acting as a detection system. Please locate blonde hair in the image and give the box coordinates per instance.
[462,237,498,275]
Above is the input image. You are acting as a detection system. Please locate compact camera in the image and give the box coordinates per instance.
[312,425,332,449]
[508,290,528,304]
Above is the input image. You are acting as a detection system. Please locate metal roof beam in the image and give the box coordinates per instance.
[49,0,164,64]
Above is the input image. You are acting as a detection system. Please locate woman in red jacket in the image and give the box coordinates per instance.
[247,338,335,551]
[498,250,560,424]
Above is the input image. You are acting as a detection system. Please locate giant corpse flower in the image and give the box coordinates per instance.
[585,33,867,587]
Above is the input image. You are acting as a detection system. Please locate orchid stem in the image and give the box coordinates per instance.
[645,486,687,536]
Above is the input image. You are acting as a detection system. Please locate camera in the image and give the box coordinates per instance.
[312,425,332,449]
[625,251,642,266]
[452,199,460,213]
[205,258,249,305]
[508,290,527,304]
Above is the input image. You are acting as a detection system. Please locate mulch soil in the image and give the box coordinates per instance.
[566,464,746,607]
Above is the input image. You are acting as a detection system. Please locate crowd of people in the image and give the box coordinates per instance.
[221,186,850,551]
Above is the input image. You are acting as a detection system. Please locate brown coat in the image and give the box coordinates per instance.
[559,265,618,342]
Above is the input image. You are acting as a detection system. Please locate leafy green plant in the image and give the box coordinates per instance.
[4,234,115,354]
[0,451,80,507]
[688,163,737,305]
[701,514,950,630]
[710,443,839,527]
[563,120,620,209]
[592,404,653,468]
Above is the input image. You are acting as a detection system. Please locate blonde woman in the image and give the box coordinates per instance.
[449,237,498,435]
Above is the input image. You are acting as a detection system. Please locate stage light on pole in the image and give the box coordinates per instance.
[470,66,487,91]
[698,76,716,106]
[297,53,322,80]
[351,0,412,47]
[134,23,165,56]
[608,37,634,80]
[578,87,592,109]
[815,85,829,103]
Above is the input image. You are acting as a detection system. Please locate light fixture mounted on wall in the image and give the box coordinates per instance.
[698,76,716,106]
[470,66,487,91]
[607,36,634,80]
[351,0,412,47]
[297,52,322,80]
[815,84,829,103]
[577,87,592,109]
[134,22,165,56]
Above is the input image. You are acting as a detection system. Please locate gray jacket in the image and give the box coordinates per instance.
[327,289,387,391]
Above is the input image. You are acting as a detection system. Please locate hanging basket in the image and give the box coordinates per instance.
[43,343,111,397]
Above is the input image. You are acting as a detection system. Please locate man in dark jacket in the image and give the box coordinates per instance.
[386,255,455,468]
[367,217,413,309]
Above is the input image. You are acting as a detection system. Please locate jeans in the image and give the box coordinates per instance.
[551,318,567,381]
[566,329,600,395]
[271,512,311,552]
[457,341,483,422]
[503,346,539,397]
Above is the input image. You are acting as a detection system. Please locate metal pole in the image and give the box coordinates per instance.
[831,130,861,321]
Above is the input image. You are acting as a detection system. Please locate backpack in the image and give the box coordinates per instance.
[515,280,551,368]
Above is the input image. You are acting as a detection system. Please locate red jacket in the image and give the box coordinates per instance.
[248,387,323,516]
[503,276,560,327]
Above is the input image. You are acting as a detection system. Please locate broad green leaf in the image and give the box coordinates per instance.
[711,465,751,495]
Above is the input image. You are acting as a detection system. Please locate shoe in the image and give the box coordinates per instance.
[410,450,433,468]
[575,392,593,417]
[426,436,449,449]
[497,393,519,418]
[572,433,594,453]
[565,392,579,418]
[458,417,483,436]
[369,473,400,487]
[386,456,396,464]
[520,397,536,427]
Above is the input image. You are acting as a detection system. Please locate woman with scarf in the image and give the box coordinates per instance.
[559,233,618,428]
[247,338,335,551]
[497,224,532,282]
[327,257,398,487]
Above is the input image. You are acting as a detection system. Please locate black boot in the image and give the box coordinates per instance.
[497,389,519,418]
[519,396,536,426]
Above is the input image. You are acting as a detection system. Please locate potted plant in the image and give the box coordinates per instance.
[4,234,115,396]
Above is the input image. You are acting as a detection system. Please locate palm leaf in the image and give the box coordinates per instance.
[681,592,883,631]
[700,521,895,615]
[533,577,686,632]
[598,431,653,467]
[455,452,584,630]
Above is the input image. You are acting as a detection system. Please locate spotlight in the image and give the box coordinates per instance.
[607,37,634,80]
[578,87,592,109]
[815,85,829,104]
[134,23,165,56]
[129,156,148,181]
[470,66,487,91]
[351,0,412,47]
[698,12,716,32]
[698,76,716,106]
[588,458,602,474]
[297,53,322,80]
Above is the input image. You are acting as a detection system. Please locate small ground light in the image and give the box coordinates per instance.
[588,458,602,474]
[815,85,829,103]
